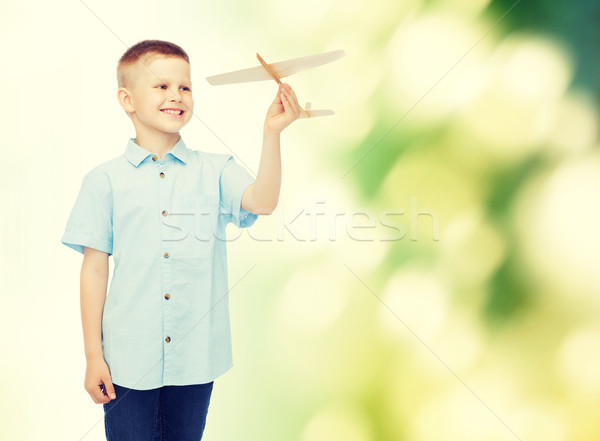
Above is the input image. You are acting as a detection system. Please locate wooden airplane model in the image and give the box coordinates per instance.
[206,49,346,118]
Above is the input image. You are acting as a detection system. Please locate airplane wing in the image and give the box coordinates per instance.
[206,49,346,85]
[299,109,335,118]
[299,102,335,118]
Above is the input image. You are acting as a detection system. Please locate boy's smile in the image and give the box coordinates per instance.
[160,108,185,119]
[119,56,194,148]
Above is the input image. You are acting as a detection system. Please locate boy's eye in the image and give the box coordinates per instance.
[157,85,191,91]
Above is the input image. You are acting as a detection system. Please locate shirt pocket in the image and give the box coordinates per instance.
[181,193,219,256]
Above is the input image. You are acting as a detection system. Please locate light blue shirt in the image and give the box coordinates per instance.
[61,136,258,390]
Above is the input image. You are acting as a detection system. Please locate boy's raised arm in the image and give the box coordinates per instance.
[241,82,300,215]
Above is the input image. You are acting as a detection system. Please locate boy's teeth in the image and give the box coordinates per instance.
[162,109,182,115]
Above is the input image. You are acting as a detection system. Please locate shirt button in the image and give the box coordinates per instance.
[165,336,171,343]
[162,210,168,216]
[152,155,158,161]
[164,293,170,300]
[160,172,165,178]
[164,252,169,258]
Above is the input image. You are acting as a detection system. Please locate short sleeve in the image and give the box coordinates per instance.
[61,171,113,255]
[219,155,259,228]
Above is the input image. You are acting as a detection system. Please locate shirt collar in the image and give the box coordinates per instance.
[125,136,190,167]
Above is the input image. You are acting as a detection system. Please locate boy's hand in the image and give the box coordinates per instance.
[84,356,117,404]
[264,82,301,134]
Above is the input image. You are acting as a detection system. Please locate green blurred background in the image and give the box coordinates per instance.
[2,0,599,440]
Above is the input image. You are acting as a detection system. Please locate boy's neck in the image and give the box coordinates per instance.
[134,132,182,160]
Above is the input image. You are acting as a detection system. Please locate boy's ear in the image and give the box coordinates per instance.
[117,87,135,114]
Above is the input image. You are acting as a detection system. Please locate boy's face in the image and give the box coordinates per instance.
[122,56,194,135]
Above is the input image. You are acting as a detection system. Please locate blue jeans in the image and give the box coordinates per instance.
[103,381,214,441]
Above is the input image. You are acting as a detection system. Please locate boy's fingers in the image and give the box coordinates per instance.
[282,83,301,117]
[280,91,289,111]
[281,92,294,112]
[273,86,282,103]
[104,377,117,400]
[93,383,108,403]
[279,87,291,112]
[283,83,298,102]
[282,83,299,106]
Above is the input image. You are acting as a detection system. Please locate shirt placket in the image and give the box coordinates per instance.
[153,154,173,384]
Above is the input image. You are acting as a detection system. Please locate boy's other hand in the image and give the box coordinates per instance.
[264,82,301,134]
[85,356,117,404]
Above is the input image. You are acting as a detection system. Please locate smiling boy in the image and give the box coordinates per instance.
[61,39,301,440]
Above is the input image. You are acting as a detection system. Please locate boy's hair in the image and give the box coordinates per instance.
[117,39,190,89]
